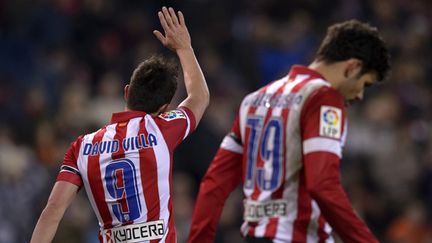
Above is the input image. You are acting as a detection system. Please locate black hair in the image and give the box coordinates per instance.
[315,19,391,81]
[127,55,178,113]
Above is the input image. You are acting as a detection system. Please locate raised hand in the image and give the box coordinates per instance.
[153,7,192,52]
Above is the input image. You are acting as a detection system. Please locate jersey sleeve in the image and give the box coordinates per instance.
[154,106,197,149]
[56,135,84,188]
[219,114,243,154]
[301,86,346,157]
[188,115,243,243]
[300,87,378,242]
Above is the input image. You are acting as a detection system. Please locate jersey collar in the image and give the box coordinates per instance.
[288,65,326,80]
[110,110,148,124]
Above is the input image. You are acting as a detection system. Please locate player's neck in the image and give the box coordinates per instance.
[123,105,167,116]
[308,61,344,90]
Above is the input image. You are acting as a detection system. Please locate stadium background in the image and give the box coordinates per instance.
[1,0,431,242]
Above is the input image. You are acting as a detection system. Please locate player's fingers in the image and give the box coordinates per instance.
[162,6,174,27]
[168,7,179,26]
[178,11,185,26]
[158,11,170,33]
[153,30,167,45]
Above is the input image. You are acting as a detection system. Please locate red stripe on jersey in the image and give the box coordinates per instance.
[263,218,278,239]
[318,214,329,242]
[138,118,161,243]
[112,122,128,160]
[115,169,130,213]
[87,127,113,229]
[110,121,131,226]
[248,223,257,237]
[291,169,312,242]
[292,77,312,93]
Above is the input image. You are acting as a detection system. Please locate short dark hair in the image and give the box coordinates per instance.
[315,19,391,81]
[127,55,178,113]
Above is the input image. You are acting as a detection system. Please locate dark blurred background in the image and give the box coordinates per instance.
[1,0,431,242]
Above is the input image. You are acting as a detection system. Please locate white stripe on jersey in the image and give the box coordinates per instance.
[341,119,348,148]
[79,129,104,228]
[146,115,171,243]
[303,137,342,158]
[179,108,191,140]
[306,201,321,243]
[100,122,124,227]
[125,117,148,224]
[220,135,243,153]
[325,223,334,243]
[254,217,270,238]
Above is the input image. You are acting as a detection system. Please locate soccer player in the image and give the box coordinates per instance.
[188,20,390,243]
[31,7,209,243]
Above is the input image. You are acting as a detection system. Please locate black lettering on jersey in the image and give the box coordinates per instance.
[157,222,164,235]
[141,224,149,238]
[149,224,157,236]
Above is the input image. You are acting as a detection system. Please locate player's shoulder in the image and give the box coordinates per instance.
[239,80,275,107]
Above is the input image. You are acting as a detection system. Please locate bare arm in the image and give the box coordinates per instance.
[31,181,79,243]
[153,7,209,125]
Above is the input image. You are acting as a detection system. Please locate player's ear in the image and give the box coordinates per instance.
[124,84,130,102]
[344,58,362,79]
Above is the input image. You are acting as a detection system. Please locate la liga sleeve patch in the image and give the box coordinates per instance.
[158,110,187,121]
[319,105,342,139]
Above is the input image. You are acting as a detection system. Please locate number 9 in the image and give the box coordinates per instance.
[105,159,141,223]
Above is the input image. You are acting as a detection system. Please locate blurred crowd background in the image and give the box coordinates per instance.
[1,0,431,242]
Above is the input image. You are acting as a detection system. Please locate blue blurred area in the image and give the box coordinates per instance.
[1,0,432,242]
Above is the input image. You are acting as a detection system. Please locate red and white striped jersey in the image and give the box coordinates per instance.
[189,66,377,243]
[237,65,343,242]
[57,107,196,243]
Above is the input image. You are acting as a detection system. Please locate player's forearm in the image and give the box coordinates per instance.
[304,153,378,242]
[310,184,378,243]
[30,205,64,243]
[177,47,210,120]
[31,181,79,243]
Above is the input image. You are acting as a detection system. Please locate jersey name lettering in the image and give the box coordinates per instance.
[83,133,157,156]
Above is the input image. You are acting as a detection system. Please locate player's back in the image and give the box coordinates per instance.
[58,108,196,243]
[237,65,342,242]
